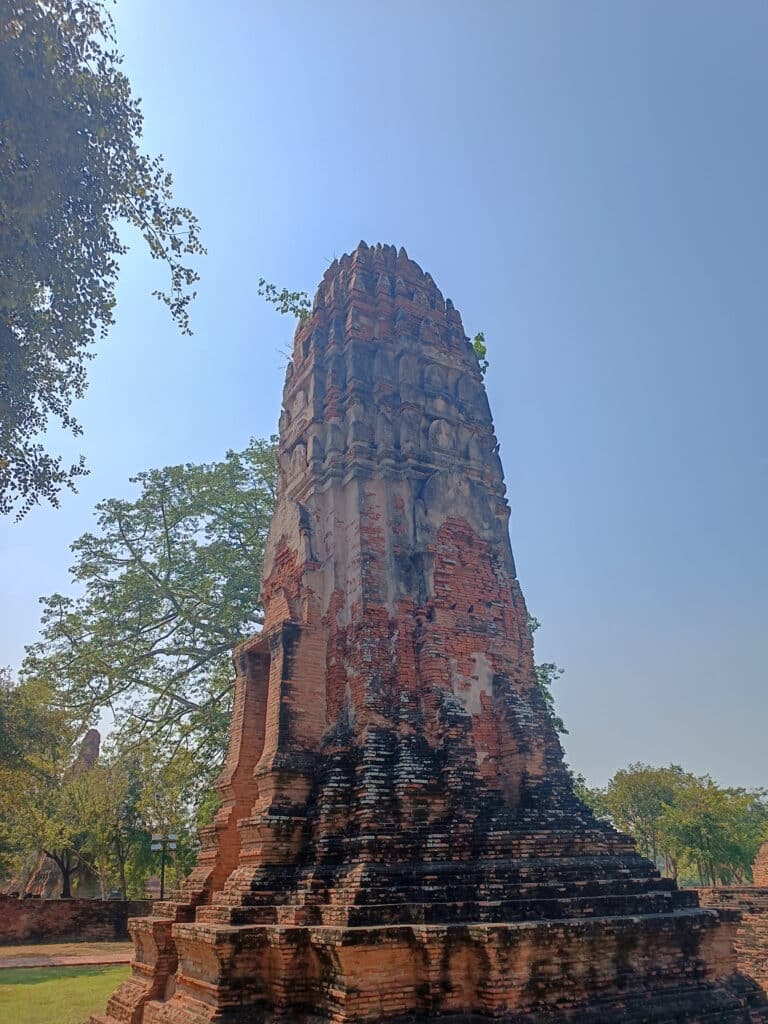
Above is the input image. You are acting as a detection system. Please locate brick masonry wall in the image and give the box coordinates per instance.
[755,843,768,887]
[695,887,768,992]
[0,895,150,944]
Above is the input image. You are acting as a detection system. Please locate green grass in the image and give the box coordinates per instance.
[0,964,129,1024]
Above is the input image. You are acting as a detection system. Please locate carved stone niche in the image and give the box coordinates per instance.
[427,417,456,452]
[456,426,472,459]
[375,273,392,298]
[308,362,327,411]
[290,443,307,478]
[456,373,481,408]
[429,395,453,420]
[325,421,346,458]
[345,304,363,337]
[278,449,291,482]
[327,316,344,350]
[347,340,375,383]
[292,388,308,421]
[307,427,325,464]
[375,410,394,451]
[397,350,420,404]
[419,319,440,345]
[466,434,483,464]
[373,347,395,389]
[424,362,447,394]
[327,352,346,391]
[412,287,430,310]
[398,408,420,451]
[346,399,368,446]
[456,373,492,422]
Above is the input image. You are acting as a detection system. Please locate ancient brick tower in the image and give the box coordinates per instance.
[95,243,767,1024]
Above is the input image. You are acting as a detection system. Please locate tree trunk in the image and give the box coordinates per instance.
[115,836,127,899]
[118,853,127,900]
[44,849,76,899]
[60,854,74,899]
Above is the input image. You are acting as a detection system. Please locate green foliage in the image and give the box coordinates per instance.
[2,438,277,895]
[598,763,688,866]
[257,278,311,323]
[568,768,605,812]
[597,761,768,885]
[97,741,202,896]
[528,615,568,734]
[23,438,278,765]
[0,719,206,898]
[0,670,79,880]
[0,0,204,518]
[66,758,136,898]
[0,737,91,897]
[472,331,489,376]
[0,669,71,769]
[659,775,768,886]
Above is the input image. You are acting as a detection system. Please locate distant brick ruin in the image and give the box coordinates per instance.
[94,243,767,1023]
[738,843,768,995]
[3,728,102,899]
[697,841,768,998]
[755,843,768,888]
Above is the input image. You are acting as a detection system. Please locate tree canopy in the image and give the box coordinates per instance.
[582,762,768,886]
[23,438,278,767]
[0,0,204,518]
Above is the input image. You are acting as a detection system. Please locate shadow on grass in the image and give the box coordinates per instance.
[0,965,121,986]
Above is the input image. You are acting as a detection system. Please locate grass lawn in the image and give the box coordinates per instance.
[0,964,129,1024]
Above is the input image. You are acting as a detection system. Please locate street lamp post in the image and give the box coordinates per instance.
[150,833,178,900]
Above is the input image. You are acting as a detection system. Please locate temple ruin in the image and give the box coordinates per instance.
[94,242,767,1023]
[697,842,768,998]
[3,728,102,899]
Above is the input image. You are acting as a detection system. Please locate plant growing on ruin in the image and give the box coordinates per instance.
[472,331,489,376]
[528,615,567,735]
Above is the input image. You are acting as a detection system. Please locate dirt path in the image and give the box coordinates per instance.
[0,941,132,969]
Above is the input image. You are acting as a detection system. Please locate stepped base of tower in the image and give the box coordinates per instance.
[92,827,768,1024]
[94,910,767,1024]
[92,822,768,1024]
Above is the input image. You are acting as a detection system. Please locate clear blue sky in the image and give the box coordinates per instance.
[1,1,766,788]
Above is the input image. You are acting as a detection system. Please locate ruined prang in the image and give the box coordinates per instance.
[95,243,767,1023]
[4,728,102,899]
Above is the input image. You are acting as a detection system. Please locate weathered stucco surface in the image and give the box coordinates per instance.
[93,243,767,1024]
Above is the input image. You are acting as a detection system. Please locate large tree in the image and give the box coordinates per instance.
[0,668,70,768]
[0,0,204,518]
[660,776,768,886]
[596,762,768,885]
[0,716,91,898]
[24,438,278,768]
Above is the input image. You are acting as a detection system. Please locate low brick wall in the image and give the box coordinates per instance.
[694,888,768,995]
[696,886,768,916]
[0,895,151,944]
